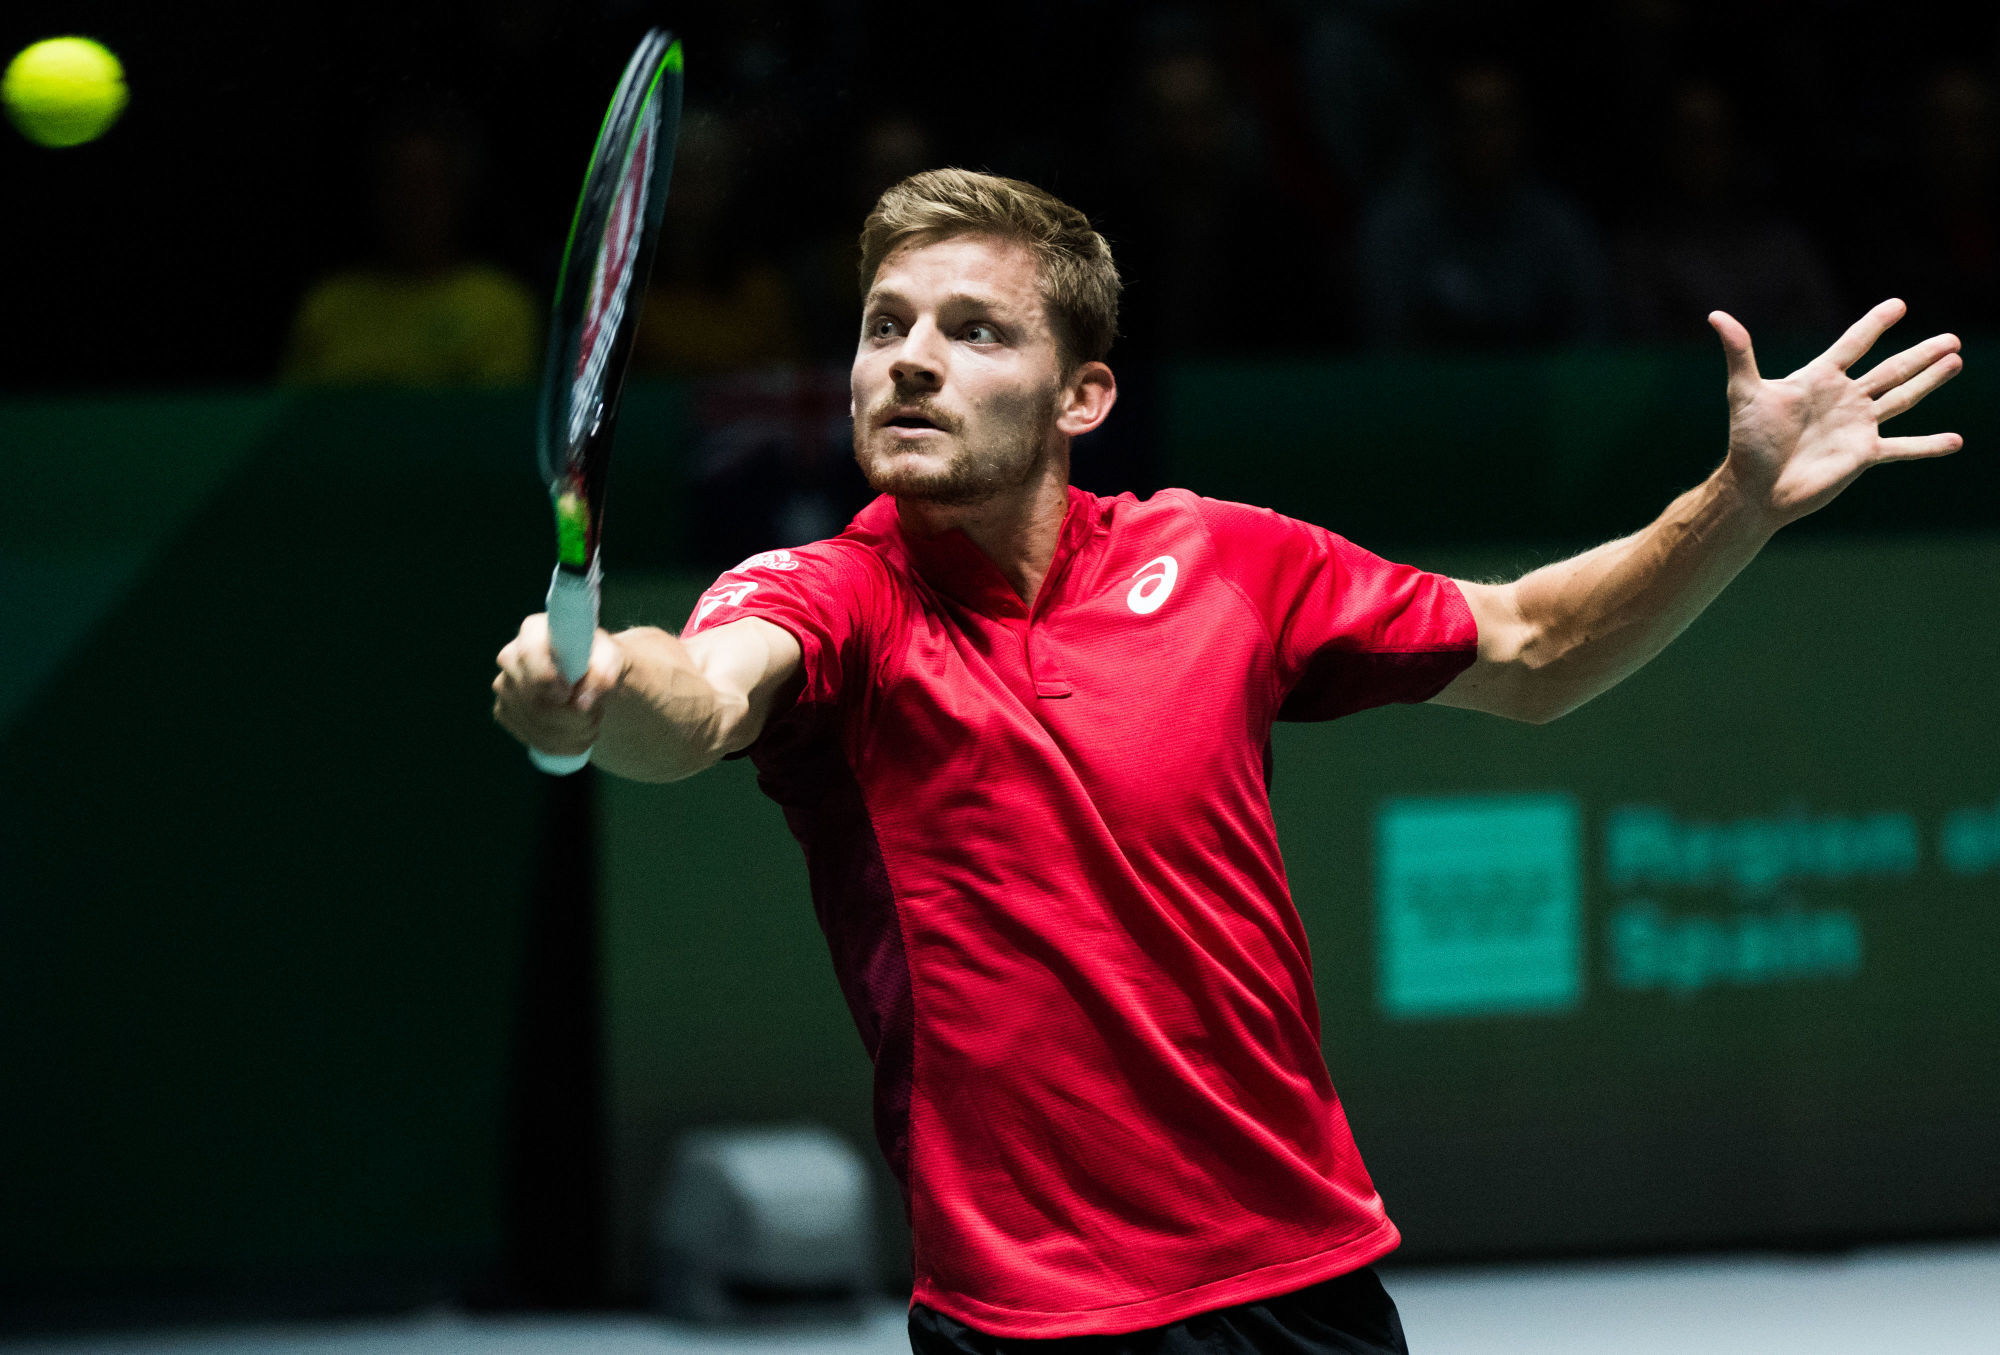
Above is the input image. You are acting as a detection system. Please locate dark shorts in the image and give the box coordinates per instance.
[908,1267,1409,1355]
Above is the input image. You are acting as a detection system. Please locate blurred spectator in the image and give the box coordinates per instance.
[284,111,539,386]
[1355,62,1610,348]
[1870,67,2000,330]
[1111,37,1322,356]
[630,108,803,376]
[1615,81,1840,341]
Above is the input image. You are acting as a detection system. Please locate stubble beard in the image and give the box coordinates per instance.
[854,392,1061,507]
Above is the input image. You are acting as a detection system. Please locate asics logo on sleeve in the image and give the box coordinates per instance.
[1127,555,1179,615]
[694,580,759,626]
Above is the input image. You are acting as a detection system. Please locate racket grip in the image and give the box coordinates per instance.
[529,561,601,776]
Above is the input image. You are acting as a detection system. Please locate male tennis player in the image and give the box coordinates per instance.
[494,171,1963,1354]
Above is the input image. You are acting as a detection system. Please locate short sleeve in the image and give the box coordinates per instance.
[682,543,884,720]
[1195,496,1477,721]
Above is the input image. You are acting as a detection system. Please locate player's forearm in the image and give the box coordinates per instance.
[1506,461,1779,720]
[588,627,747,783]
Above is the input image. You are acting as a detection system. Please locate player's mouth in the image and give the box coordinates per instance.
[879,407,952,436]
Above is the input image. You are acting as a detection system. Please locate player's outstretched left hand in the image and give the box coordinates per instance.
[1711,299,1964,526]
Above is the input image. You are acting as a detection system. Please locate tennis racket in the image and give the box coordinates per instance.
[529,29,684,774]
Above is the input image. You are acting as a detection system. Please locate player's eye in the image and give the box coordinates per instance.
[868,314,901,339]
[963,323,999,343]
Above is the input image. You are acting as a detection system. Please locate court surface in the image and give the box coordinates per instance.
[5,1241,1994,1355]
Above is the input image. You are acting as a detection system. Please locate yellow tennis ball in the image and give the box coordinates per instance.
[3,37,128,148]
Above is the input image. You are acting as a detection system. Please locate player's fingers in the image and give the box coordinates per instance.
[491,694,542,747]
[495,641,547,694]
[504,611,549,656]
[1875,431,1964,462]
[575,630,628,713]
[1822,298,1906,372]
[493,683,595,749]
[500,613,573,699]
[511,719,592,758]
[493,695,531,743]
[494,669,570,731]
[1709,310,1760,392]
[1872,349,1964,422]
[1858,333,1961,399]
[498,660,572,716]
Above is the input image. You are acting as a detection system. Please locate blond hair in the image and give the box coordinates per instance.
[858,168,1120,369]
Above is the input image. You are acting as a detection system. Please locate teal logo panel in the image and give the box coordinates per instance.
[1376,794,1584,1019]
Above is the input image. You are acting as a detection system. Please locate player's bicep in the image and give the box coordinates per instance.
[681,616,803,754]
[1427,579,1540,718]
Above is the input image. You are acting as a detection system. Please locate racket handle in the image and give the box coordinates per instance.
[529,561,601,776]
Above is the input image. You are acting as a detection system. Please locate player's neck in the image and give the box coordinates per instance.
[897,455,1072,605]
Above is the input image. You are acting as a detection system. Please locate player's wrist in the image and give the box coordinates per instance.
[1712,454,1788,536]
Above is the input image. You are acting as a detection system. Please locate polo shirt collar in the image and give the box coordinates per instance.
[850,486,1102,619]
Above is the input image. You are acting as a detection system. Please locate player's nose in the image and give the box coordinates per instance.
[890,319,946,389]
[890,365,942,398]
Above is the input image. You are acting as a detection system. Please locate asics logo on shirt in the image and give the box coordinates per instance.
[1127,555,1178,615]
[695,581,759,626]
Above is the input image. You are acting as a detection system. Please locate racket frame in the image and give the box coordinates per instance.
[528,29,683,775]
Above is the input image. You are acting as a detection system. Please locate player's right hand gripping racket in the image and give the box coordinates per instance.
[529,29,683,774]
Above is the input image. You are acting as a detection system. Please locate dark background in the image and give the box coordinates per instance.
[8,0,2000,394]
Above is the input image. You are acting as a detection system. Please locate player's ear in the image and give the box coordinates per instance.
[1056,361,1116,438]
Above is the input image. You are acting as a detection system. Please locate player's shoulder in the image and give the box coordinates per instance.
[1112,488,1309,547]
[1097,486,1226,532]
[709,501,905,601]
[1110,491,1402,584]
[689,535,896,637]
[712,538,885,593]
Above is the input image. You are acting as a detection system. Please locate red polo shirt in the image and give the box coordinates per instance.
[682,486,1477,1338]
